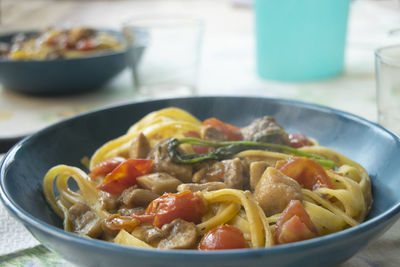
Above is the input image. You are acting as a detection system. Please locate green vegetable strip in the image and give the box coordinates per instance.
[165,137,336,168]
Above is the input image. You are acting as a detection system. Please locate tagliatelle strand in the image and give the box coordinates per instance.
[196,202,240,235]
[90,108,201,169]
[201,189,273,247]
[43,165,109,221]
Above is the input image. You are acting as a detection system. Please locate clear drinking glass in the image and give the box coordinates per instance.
[376,45,400,135]
[123,17,202,97]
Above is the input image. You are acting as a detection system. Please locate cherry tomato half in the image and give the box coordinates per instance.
[132,191,205,228]
[202,118,243,141]
[185,131,209,154]
[199,225,249,250]
[97,159,153,195]
[276,157,333,190]
[288,133,312,148]
[274,200,318,244]
[89,157,126,178]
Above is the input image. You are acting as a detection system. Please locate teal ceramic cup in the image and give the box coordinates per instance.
[254,0,350,81]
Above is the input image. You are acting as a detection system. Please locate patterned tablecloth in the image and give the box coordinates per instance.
[1,0,400,266]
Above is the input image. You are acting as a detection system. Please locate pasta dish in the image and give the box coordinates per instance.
[1,27,123,60]
[43,107,372,250]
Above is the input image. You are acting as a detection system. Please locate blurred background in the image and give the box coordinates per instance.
[0,0,400,141]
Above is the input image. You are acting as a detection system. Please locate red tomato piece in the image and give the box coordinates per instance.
[89,157,126,178]
[274,200,318,244]
[198,225,249,250]
[76,38,97,51]
[288,133,312,148]
[185,131,209,154]
[96,180,129,196]
[97,159,153,195]
[130,212,156,224]
[202,118,243,141]
[276,157,333,190]
[134,191,205,228]
[103,214,140,233]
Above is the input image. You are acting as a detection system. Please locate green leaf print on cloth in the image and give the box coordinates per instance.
[0,245,74,267]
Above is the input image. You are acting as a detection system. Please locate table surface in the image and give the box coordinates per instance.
[1,0,400,266]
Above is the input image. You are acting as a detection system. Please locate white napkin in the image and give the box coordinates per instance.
[0,153,39,255]
[0,201,39,255]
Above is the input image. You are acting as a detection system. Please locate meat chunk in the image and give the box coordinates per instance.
[99,191,119,213]
[254,167,302,216]
[131,219,198,249]
[118,207,145,216]
[201,126,226,141]
[143,227,165,244]
[241,116,289,145]
[221,158,244,189]
[150,142,193,182]
[68,202,103,238]
[193,158,244,189]
[157,219,198,249]
[249,161,269,190]
[136,172,182,194]
[177,182,226,192]
[119,187,159,208]
[131,224,166,246]
[129,132,151,159]
[192,161,224,184]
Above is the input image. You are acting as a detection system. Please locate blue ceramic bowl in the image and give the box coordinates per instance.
[1,96,400,267]
[0,30,128,95]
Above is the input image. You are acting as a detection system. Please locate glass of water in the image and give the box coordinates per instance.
[123,17,203,98]
[376,45,400,135]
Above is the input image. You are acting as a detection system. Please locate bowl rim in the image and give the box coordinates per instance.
[1,95,400,257]
[0,29,127,63]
